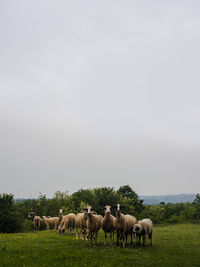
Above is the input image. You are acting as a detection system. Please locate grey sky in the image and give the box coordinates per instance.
[0,0,200,198]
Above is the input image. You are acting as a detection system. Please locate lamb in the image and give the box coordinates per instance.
[28,212,42,231]
[75,210,88,240]
[58,213,76,234]
[42,216,59,230]
[114,204,137,248]
[84,206,102,246]
[134,219,153,246]
[102,205,116,245]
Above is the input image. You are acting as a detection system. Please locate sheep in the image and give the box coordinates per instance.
[114,204,127,248]
[114,204,137,248]
[75,210,88,240]
[124,214,137,245]
[28,212,42,231]
[102,205,116,246]
[84,206,102,246]
[58,209,63,229]
[42,216,59,230]
[58,213,76,234]
[134,219,153,246]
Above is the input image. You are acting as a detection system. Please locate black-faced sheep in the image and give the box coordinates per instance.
[28,212,42,231]
[102,205,116,246]
[134,219,153,246]
[84,206,102,246]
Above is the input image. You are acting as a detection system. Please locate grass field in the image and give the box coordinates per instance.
[0,224,200,267]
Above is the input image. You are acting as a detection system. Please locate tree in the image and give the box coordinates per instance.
[94,187,118,215]
[117,185,144,215]
[0,194,22,233]
[192,193,200,220]
[71,189,97,212]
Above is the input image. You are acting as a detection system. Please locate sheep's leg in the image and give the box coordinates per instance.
[86,230,90,241]
[138,235,141,246]
[75,227,79,239]
[125,233,128,245]
[142,234,146,246]
[131,232,133,245]
[80,228,84,240]
[94,231,98,246]
[149,233,152,246]
[110,233,113,246]
[58,226,61,234]
[117,231,119,246]
[38,221,41,231]
[122,233,126,248]
[104,232,107,245]
[47,223,49,230]
[90,232,93,246]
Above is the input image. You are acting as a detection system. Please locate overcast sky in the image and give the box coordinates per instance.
[0,0,200,198]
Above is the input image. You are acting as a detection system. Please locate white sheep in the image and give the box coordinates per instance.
[42,216,59,230]
[115,204,127,248]
[75,210,88,240]
[84,206,102,246]
[28,212,42,231]
[58,213,76,234]
[102,205,116,246]
[114,204,137,248]
[134,219,153,246]
[124,214,137,245]
[57,209,63,229]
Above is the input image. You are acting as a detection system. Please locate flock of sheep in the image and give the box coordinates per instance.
[28,204,153,248]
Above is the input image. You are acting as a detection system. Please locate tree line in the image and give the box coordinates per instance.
[0,185,200,233]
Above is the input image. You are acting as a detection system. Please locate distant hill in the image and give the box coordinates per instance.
[140,194,197,205]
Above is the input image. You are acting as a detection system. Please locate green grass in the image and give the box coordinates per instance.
[0,224,200,267]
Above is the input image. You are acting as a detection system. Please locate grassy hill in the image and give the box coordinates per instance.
[0,224,200,266]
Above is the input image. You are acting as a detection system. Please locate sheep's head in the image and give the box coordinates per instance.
[86,205,92,214]
[113,204,124,218]
[28,212,35,219]
[83,206,95,217]
[41,216,46,222]
[104,205,111,214]
[134,224,141,233]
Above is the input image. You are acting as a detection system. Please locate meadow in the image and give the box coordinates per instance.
[0,224,200,267]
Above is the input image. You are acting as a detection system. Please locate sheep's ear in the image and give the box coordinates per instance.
[112,206,117,209]
[83,208,87,211]
[92,211,97,214]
